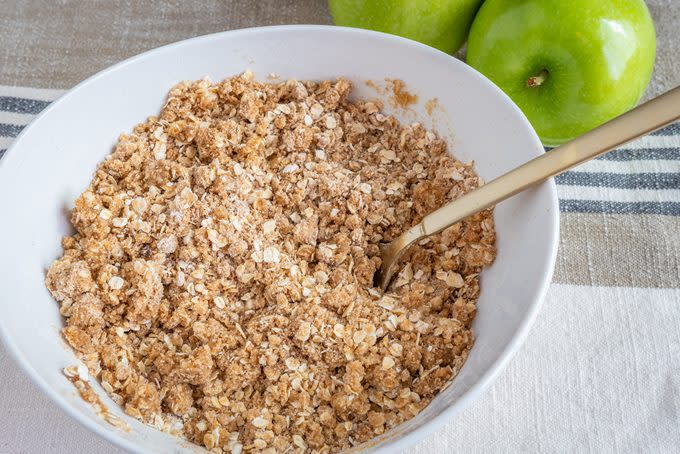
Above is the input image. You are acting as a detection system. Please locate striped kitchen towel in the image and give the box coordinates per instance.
[0,86,63,158]
[555,126,680,216]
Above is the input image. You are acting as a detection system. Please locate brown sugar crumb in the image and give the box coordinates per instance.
[425,98,441,116]
[388,79,417,108]
[365,79,385,94]
[365,79,417,111]
[46,74,496,453]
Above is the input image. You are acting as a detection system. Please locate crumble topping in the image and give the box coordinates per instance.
[46,73,496,453]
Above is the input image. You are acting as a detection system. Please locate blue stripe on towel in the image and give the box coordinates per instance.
[0,96,51,115]
[560,200,680,216]
[556,172,680,190]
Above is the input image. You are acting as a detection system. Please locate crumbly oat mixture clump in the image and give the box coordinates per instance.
[46,73,496,453]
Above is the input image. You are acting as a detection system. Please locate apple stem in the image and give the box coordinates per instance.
[527,69,549,88]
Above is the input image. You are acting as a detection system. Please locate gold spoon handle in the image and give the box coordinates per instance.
[418,86,680,238]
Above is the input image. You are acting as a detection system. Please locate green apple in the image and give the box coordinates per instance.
[467,0,656,145]
[329,0,484,54]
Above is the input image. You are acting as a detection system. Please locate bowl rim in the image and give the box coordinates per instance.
[0,24,559,453]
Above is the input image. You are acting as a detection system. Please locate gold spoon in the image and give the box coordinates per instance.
[375,86,680,291]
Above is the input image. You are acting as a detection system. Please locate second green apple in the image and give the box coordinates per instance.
[467,0,656,145]
[329,0,484,54]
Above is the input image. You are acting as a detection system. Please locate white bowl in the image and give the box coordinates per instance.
[0,25,558,453]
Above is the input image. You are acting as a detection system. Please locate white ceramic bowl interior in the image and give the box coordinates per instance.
[0,26,558,453]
